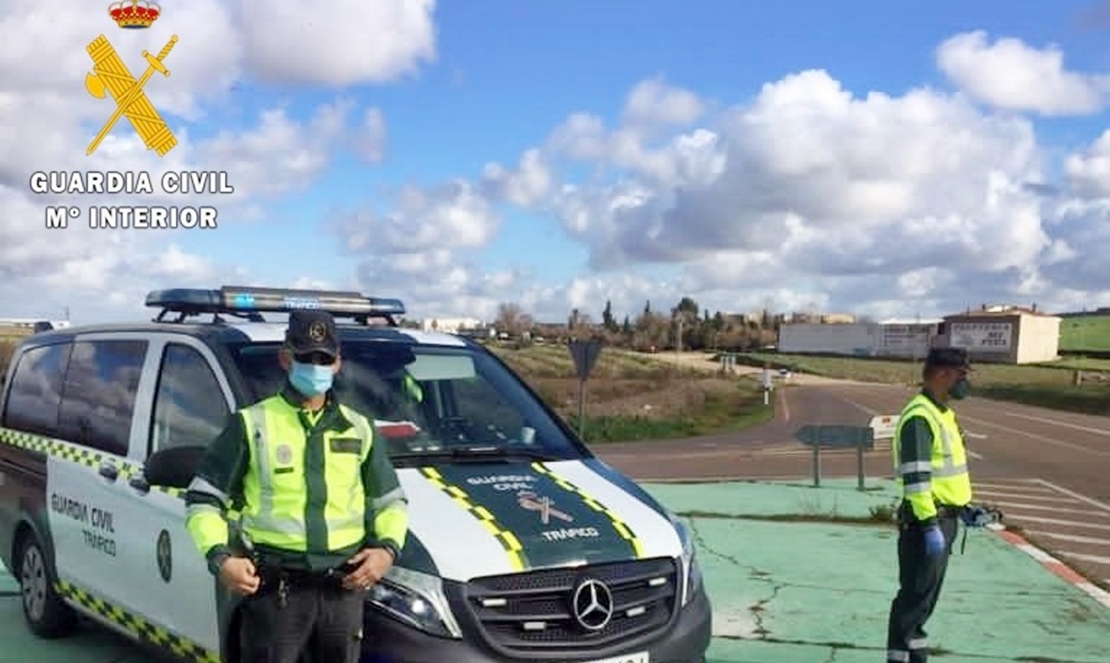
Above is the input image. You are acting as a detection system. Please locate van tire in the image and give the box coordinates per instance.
[17,535,77,638]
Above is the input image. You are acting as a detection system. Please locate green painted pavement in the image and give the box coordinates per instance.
[645,477,903,520]
[0,560,15,595]
[641,479,1110,663]
[1,480,1108,663]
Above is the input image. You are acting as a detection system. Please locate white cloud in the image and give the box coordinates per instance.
[1065,129,1110,198]
[238,0,437,86]
[621,78,705,129]
[357,108,388,163]
[7,17,1110,327]
[481,149,554,208]
[0,0,437,322]
[338,40,1110,322]
[937,30,1110,115]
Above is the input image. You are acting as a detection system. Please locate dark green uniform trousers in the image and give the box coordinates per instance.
[239,575,363,663]
[886,511,960,663]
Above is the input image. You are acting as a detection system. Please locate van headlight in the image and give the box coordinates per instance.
[672,516,703,606]
[366,567,463,639]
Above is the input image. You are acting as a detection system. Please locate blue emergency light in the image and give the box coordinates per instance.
[145,285,405,325]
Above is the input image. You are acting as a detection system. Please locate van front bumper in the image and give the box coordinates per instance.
[359,584,712,663]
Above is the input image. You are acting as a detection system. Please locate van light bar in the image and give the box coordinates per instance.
[145,285,405,317]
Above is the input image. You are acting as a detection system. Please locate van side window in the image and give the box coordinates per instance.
[150,344,229,455]
[58,340,146,456]
[1,343,72,438]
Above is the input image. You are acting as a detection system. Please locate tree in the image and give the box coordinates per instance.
[496,302,525,335]
[602,300,617,331]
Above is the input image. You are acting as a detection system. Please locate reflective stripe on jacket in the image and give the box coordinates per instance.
[185,388,408,571]
[891,392,972,522]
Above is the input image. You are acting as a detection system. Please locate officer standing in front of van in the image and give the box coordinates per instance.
[885,347,974,663]
[184,310,409,663]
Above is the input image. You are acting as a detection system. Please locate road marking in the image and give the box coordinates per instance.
[1061,552,1110,565]
[996,529,1110,608]
[998,515,1110,531]
[990,500,1093,515]
[1026,531,1110,546]
[828,392,879,416]
[779,387,791,422]
[965,432,988,439]
[972,490,1081,504]
[967,450,984,460]
[1002,410,1110,436]
[973,481,1057,494]
[958,414,1110,457]
[1014,541,1057,563]
[1032,479,1110,514]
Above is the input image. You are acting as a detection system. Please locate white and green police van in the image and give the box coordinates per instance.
[0,286,711,663]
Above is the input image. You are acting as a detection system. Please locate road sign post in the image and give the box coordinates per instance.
[794,424,875,489]
[812,431,821,487]
[568,339,602,440]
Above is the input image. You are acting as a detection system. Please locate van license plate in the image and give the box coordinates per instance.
[581,653,649,663]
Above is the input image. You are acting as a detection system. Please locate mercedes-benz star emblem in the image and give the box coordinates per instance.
[571,578,614,631]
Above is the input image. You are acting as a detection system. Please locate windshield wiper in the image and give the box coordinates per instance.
[392,444,561,464]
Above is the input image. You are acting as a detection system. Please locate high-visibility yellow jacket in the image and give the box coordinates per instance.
[184,384,408,572]
[892,391,973,525]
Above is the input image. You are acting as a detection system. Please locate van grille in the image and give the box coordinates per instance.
[460,557,679,656]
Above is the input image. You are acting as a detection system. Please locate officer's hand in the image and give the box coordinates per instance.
[218,556,261,595]
[342,547,394,591]
[961,504,998,528]
[923,524,946,556]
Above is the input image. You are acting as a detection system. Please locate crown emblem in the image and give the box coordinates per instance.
[108,0,161,29]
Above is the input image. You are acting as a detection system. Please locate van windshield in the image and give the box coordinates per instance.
[227,340,585,465]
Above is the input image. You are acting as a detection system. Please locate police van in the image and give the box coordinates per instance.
[0,286,711,663]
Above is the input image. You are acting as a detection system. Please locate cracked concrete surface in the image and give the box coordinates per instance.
[656,480,1110,663]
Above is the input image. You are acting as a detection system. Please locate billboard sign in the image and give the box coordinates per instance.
[879,324,934,355]
[949,322,1012,350]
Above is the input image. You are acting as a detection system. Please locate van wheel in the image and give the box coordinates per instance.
[18,536,77,638]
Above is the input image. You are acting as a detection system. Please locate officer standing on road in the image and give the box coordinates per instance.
[885,347,974,663]
[184,310,409,663]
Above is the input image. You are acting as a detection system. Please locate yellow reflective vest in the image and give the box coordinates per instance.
[891,392,973,523]
[184,387,408,571]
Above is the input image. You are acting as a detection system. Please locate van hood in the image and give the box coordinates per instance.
[395,459,683,581]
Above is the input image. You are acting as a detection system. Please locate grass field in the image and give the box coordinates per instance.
[1059,315,1110,352]
[737,351,1110,416]
[488,343,774,442]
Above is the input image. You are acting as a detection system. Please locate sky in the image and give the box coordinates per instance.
[4,0,1110,326]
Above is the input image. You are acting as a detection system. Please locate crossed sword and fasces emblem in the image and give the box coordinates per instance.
[84,33,179,156]
[517,491,573,525]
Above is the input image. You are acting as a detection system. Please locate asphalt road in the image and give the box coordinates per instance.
[594,378,1110,589]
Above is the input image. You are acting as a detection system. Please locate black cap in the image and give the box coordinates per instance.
[925,347,971,370]
[285,310,340,358]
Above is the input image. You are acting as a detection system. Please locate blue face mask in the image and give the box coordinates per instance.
[289,361,334,397]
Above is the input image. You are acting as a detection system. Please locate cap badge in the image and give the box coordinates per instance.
[308,321,327,342]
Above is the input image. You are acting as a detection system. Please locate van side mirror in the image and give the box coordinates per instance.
[145,446,206,489]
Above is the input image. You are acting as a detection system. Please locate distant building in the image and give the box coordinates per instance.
[421,317,484,334]
[936,305,1061,364]
[777,322,879,355]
